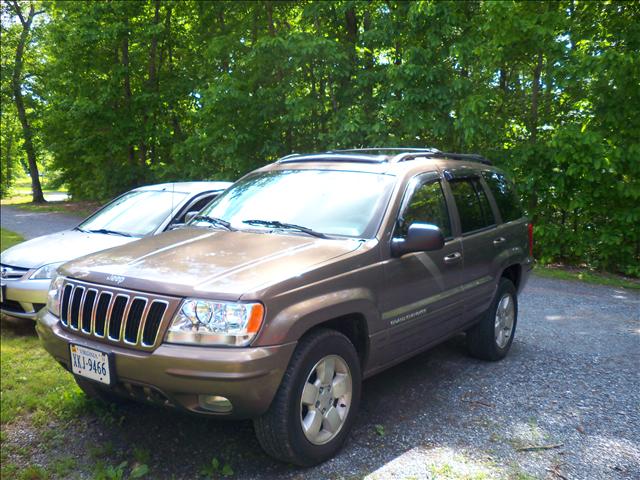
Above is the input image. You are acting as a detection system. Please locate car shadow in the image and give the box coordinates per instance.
[56,335,495,478]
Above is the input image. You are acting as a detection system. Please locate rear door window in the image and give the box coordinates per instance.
[449,178,495,233]
[481,171,524,222]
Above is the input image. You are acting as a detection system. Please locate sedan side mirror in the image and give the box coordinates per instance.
[391,223,445,257]
[185,211,199,223]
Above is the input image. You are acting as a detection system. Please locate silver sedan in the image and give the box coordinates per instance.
[0,181,231,319]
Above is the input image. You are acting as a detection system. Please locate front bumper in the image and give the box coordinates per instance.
[36,310,296,419]
[1,279,50,320]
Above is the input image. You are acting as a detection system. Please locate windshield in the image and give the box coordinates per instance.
[79,190,188,237]
[194,169,395,238]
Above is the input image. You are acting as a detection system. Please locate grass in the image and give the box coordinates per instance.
[534,264,640,290]
[0,228,25,251]
[2,174,100,218]
[0,321,87,425]
[1,228,87,426]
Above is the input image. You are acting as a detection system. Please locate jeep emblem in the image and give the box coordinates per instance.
[106,274,125,284]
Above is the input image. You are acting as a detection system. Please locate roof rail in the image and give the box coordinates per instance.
[277,153,387,164]
[276,148,492,166]
[328,147,441,155]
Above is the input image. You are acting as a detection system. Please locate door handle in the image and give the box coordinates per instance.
[493,237,507,245]
[444,252,462,263]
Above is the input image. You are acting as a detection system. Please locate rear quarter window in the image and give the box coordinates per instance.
[481,171,524,222]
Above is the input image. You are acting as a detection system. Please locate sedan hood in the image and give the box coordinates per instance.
[0,229,135,269]
[61,228,363,299]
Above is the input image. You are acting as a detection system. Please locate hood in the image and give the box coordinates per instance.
[61,228,363,300]
[0,229,135,269]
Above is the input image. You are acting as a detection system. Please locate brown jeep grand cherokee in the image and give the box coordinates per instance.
[37,148,533,465]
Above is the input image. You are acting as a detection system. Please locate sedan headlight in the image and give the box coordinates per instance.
[30,262,65,280]
[47,275,65,316]
[166,299,264,346]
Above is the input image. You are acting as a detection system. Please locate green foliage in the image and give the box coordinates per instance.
[200,457,234,478]
[1,1,638,274]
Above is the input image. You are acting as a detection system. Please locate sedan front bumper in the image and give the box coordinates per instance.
[36,310,296,419]
[0,278,50,320]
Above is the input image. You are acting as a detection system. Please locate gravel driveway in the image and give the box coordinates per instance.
[4,275,639,479]
[1,205,81,239]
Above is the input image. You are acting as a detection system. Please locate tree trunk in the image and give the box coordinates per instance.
[121,17,136,165]
[10,2,45,203]
[530,52,543,145]
[528,52,544,216]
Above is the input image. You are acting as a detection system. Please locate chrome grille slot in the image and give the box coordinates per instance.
[60,284,73,326]
[142,301,168,346]
[94,292,112,337]
[108,295,129,340]
[58,279,178,351]
[124,298,147,344]
[81,289,97,333]
[70,286,84,330]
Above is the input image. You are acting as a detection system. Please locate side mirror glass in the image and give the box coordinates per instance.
[185,211,199,223]
[391,223,445,257]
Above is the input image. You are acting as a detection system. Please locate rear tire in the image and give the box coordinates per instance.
[253,328,361,466]
[75,377,128,406]
[466,278,518,361]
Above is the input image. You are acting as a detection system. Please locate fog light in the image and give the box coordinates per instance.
[199,395,233,413]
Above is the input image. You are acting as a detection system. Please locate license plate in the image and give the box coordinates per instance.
[69,344,112,385]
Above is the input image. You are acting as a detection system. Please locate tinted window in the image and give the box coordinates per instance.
[481,171,524,222]
[399,181,451,238]
[449,178,495,233]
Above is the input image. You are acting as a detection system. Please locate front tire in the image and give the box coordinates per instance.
[253,329,361,466]
[466,278,518,361]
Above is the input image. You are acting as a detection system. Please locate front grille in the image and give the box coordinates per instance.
[0,263,30,280]
[59,279,179,351]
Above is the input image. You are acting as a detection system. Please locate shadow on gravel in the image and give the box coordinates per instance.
[65,338,490,479]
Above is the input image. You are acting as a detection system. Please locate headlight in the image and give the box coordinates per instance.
[166,299,264,346]
[30,262,65,280]
[47,275,65,317]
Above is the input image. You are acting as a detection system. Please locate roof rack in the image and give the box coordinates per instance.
[328,147,441,155]
[277,153,388,164]
[276,148,492,166]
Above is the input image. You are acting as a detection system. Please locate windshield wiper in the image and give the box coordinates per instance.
[242,219,329,239]
[192,215,235,231]
[85,228,133,237]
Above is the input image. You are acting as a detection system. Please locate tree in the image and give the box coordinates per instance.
[6,0,45,203]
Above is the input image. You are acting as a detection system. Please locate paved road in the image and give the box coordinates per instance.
[1,205,81,240]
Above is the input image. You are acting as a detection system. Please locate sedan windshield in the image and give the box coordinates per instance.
[194,169,395,238]
[79,190,188,237]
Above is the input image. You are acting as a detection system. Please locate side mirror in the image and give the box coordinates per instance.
[391,223,445,257]
[185,211,199,223]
